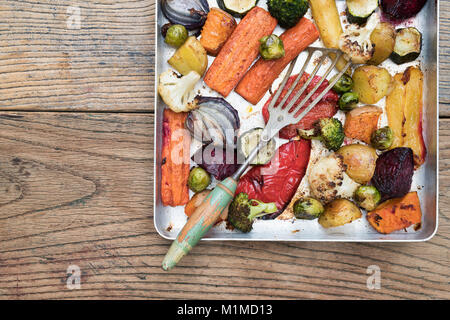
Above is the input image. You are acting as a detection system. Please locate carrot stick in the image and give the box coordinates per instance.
[161,109,190,207]
[203,7,277,97]
[235,17,319,105]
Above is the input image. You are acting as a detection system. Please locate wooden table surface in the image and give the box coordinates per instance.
[0,0,448,300]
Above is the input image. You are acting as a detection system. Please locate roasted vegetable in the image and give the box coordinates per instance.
[309,0,343,49]
[188,167,211,192]
[168,36,208,76]
[218,0,259,18]
[200,8,237,56]
[391,27,422,64]
[165,24,188,48]
[228,193,278,232]
[354,185,381,211]
[161,109,191,207]
[367,192,422,234]
[339,92,359,111]
[344,105,383,144]
[236,17,319,105]
[184,189,210,217]
[204,7,277,97]
[261,73,339,139]
[267,0,309,28]
[236,140,311,217]
[380,0,428,22]
[308,153,360,204]
[386,67,426,167]
[185,96,240,147]
[339,13,379,64]
[293,197,324,220]
[161,0,210,30]
[192,144,239,180]
[298,118,345,151]
[371,126,394,150]
[352,65,392,104]
[346,0,379,25]
[337,144,378,184]
[319,199,362,228]
[371,147,414,201]
[401,67,426,167]
[158,70,200,113]
[331,74,353,94]
[237,128,276,165]
[259,35,285,60]
[368,22,396,65]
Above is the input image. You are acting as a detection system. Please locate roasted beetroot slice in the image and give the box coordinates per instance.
[381,0,428,21]
[371,147,414,201]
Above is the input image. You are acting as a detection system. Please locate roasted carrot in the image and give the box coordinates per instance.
[367,192,422,234]
[203,7,277,97]
[200,8,237,56]
[235,17,319,105]
[161,109,190,207]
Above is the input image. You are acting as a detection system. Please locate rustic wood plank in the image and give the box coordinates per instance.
[0,0,155,111]
[0,113,447,300]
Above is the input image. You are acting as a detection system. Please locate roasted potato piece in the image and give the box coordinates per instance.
[367,192,422,234]
[368,22,396,65]
[168,36,208,76]
[337,144,378,184]
[352,65,393,104]
[344,105,383,144]
[319,199,362,228]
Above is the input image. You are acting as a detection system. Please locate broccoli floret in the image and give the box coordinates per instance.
[298,118,345,151]
[267,0,309,29]
[228,193,278,233]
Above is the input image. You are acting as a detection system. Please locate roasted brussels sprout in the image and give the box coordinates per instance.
[188,167,211,192]
[293,197,324,220]
[164,24,188,48]
[354,185,381,211]
[339,92,359,111]
[331,74,353,94]
[259,35,285,60]
[371,126,394,150]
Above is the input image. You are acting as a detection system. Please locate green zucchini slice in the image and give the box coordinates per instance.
[237,128,276,165]
[346,0,379,25]
[217,0,259,18]
[390,27,422,64]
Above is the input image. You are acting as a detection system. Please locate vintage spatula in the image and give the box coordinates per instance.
[162,47,352,271]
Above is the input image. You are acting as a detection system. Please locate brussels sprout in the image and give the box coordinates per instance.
[354,185,381,211]
[339,92,359,111]
[165,24,188,48]
[188,167,211,192]
[331,74,353,94]
[293,197,324,220]
[259,35,285,60]
[371,126,394,150]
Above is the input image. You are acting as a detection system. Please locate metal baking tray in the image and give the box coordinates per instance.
[154,0,438,241]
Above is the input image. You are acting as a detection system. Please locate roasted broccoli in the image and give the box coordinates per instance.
[267,0,309,29]
[298,118,345,151]
[228,193,278,233]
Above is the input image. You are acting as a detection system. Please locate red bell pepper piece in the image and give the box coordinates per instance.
[235,139,311,218]
[262,73,339,140]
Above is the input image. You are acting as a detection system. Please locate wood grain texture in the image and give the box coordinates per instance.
[0,113,448,300]
[0,0,155,111]
[0,0,448,300]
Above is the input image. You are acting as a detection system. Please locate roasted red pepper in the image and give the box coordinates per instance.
[235,140,311,218]
[262,73,339,140]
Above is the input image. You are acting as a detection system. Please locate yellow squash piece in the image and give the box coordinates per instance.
[168,36,208,76]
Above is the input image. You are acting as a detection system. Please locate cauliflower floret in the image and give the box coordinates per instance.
[308,153,360,204]
[158,69,201,113]
[339,13,380,64]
